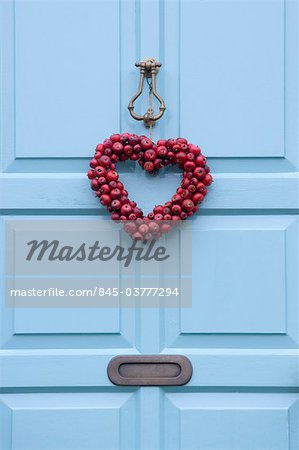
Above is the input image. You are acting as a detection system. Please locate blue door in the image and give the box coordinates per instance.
[1,0,298,449]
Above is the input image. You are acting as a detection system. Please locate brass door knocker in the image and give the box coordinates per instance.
[128,58,166,128]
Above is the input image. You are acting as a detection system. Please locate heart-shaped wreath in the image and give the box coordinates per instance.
[87,133,212,239]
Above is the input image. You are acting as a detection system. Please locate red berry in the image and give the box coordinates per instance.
[157,146,168,157]
[90,158,98,168]
[176,137,188,145]
[144,149,156,161]
[182,199,194,212]
[103,139,113,149]
[111,199,121,210]
[172,215,181,222]
[94,166,107,178]
[154,213,163,221]
[171,194,182,204]
[106,170,119,182]
[134,144,142,153]
[91,179,99,190]
[192,193,204,204]
[104,148,112,157]
[188,184,196,193]
[109,181,117,189]
[189,144,201,156]
[154,159,163,169]
[181,144,189,152]
[138,224,149,235]
[149,222,160,233]
[132,232,143,240]
[98,176,106,185]
[111,212,120,221]
[184,171,193,179]
[194,167,205,180]
[141,138,153,150]
[99,155,111,167]
[196,182,205,192]
[100,194,111,206]
[121,204,132,215]
[176,152,187,165]
[128,135,140,146]
[143,233,153,241]
[87,170,95,179]
[164,214,172,220]
[154,205,164,214]
[98,184,110,195]
[157,139,167,146]
[171,205,182,215]
[180,212,188,220]
[96,144,104,152]
[161,223,172,233]
[195,155,206,167]
[172,144,180,153]
[134,207,143,218]
[124,222,137,234]
[144,161,155,172]
[147,212,155,220]
[180,189,190,199]
[128,213,137,220]
[186,153,195,161]
[110,188,121,199]
[181,178,190,188]
[203,174,213,186]
[112,142,123,154]
[167,139,176,148]
[110,134,121,142]
[124,145,133,156]
[184,161,196,172]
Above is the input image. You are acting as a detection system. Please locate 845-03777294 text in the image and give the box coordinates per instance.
[9,287,180,298]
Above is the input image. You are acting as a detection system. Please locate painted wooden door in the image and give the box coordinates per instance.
[1,0,299,449]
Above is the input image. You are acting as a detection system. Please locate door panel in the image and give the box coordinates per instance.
[1,0,298,449]
[14,0,122,158]
[164,394,299,450]
[180,0,285,158]
[0,393,136,450]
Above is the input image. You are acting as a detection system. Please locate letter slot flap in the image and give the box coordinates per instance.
[107,355,193,386]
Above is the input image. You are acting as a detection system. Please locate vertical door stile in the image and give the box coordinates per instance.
[134,2,165,449]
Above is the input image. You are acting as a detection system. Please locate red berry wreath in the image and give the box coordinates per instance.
[87,133,212,240]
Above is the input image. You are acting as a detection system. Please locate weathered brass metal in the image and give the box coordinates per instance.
[107,355,192,386]
[128,58,166,128]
